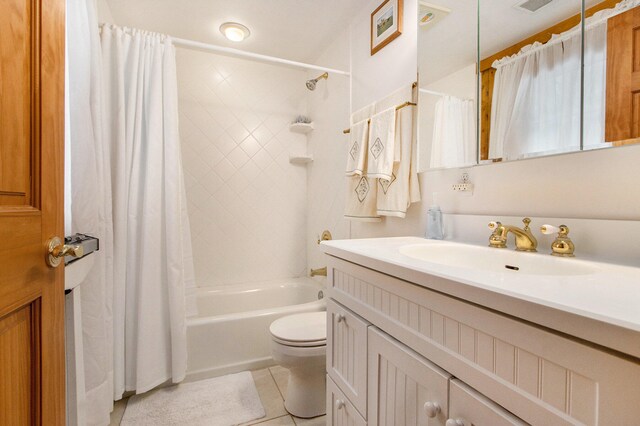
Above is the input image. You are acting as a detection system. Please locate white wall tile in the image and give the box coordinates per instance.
[240,135,262,158]
[227,146,250,169]
[177,48,309,287]
[252,124,274,146]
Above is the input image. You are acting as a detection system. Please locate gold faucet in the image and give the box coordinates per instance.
[488,218,538,252]
[310,267,327,277]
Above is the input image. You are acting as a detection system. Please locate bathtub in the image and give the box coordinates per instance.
[186,277,325,378]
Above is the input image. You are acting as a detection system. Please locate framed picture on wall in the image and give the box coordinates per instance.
[371,0,403,55]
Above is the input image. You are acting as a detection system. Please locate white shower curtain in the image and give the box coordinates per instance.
[430,96,476,169]
[100,23,195,398]
[67,1,114,424]
[68,1,195,424]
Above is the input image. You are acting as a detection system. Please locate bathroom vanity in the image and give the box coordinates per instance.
[321,237,640,425]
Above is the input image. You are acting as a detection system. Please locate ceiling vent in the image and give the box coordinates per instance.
[514,0,554,13]
[418,1,451,28]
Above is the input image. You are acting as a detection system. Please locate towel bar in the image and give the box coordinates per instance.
[343,101,417,134]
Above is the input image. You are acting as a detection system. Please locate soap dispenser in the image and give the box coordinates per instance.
[426,193,444,240]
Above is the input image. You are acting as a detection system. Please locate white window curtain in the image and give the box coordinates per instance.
[430,96,476,168]
[583,20,607,150]
[489,34,582,160]
[489,0,639,160]
[67,1,195,423]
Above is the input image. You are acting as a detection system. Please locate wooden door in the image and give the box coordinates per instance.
[606,5,640,145]
[367,327,451,426]
[447,380,528,426]
[0,0,66,424]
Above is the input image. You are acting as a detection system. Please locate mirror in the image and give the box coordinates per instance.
[479,0,584,163]
[583,0,640,150]
[416,0,479,172]
[417,0,638,171]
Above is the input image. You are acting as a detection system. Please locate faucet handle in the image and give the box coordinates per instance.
[541,224,575,257]
[488,221,507,248]
[540,224,559,235]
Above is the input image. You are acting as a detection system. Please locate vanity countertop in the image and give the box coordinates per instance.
[321,237,640,359]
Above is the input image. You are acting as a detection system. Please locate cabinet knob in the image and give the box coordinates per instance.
[335,399,345,410]
[446,419,464,426]
[336,314,346,323]
[424,401,441,418]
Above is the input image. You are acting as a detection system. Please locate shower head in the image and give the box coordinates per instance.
[306,72,329,91]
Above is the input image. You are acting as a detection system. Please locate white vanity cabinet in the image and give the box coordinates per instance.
[328,375,367,426]
[447,379,527,426]
[368,327,451,426]
[327,299,369,417]
[325,254,640,426]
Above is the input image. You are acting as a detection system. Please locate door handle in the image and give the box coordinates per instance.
[47,236,84,267]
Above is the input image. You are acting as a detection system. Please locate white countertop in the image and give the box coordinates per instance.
[321,237,640,358]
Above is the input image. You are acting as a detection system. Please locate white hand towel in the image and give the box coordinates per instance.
[351,104,375,125]
[366,107,397,180]
[377,100,421,218]
[345,119,369,176]
[344,175,381,222]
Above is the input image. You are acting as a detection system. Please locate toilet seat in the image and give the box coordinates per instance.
[270,311,327,347]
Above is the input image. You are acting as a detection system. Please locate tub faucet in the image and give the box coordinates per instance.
[310,267,327,277]
[488,217,538,252]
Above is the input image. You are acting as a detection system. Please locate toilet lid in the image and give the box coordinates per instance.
[270,311,326,344]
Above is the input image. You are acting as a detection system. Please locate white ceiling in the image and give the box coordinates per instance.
[104,0,361,64]
[419,0,586,85]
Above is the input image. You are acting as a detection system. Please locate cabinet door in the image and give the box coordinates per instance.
[447,379,528,426]
[368,327,451,426]
[327,299,369,417]
[328,375,367,426]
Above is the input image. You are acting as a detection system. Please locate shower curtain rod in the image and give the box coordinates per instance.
[172,37,351,76]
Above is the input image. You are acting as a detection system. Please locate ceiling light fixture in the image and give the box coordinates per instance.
[219,22,250,42]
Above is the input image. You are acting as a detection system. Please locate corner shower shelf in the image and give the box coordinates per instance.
[289,156,313,165]
[288,122,314,134]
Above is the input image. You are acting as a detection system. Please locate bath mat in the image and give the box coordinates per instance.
[121,371,265,426]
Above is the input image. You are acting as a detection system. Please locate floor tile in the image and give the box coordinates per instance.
[269,365,290,397]
[292,414,327,425]
[240,368,287,425]
[109,398,128,426]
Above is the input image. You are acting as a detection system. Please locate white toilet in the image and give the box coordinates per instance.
[269,311,327,418]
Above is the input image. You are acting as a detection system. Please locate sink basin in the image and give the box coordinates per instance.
[399,243,597,276]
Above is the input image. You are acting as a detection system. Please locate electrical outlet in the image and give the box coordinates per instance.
[452,183,474,192]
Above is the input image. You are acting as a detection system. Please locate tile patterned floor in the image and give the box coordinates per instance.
[109,366,326,426]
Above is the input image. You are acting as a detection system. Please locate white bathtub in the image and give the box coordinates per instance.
[186,277,325,378]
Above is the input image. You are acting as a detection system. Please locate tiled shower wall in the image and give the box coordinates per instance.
[176,48,309,287]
